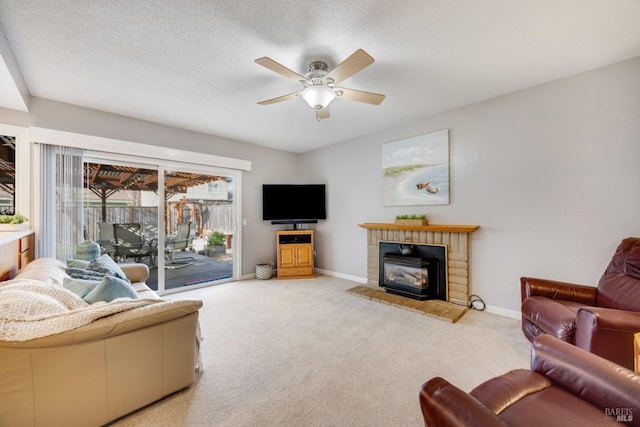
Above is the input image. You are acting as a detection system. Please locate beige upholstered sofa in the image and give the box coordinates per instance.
[0,258,203,427]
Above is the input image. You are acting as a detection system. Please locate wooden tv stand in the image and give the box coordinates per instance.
[276,230,315,279]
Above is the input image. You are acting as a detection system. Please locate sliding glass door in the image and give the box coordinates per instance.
[82,156,239,294]
[158,168,235,291]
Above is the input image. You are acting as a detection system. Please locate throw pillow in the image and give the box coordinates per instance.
[66,267,107,281]
[87,254,130,282]
[63,277,100,298]
[83,276,139,304]
[67,259,91,269]
[75,240,101,261]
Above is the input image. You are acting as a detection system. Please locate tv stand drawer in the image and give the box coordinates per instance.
[278,233,312,244]
[278,267,314,278]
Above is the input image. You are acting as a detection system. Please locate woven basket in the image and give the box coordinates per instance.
[256,263,273,280]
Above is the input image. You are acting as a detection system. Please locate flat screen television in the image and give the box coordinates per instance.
[262,184,326,227]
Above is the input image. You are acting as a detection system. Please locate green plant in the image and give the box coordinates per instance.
[395,214,427,220]
[208,231,226,246]
[0,212,28,224]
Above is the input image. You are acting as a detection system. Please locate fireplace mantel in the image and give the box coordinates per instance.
[358,223,479,233]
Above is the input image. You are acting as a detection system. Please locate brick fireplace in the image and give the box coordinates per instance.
[358,223,480,306]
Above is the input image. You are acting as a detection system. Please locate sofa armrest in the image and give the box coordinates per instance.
[520,277,596,304]
[521,296,580,342]
[531,334,640,415]
[469,369,552,414]
[575,307,640,370]
[119,262,150,283]
[420,377,508,427]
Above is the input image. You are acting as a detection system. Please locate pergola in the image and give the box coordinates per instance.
[0,136,16,203]
[84,163,228,223]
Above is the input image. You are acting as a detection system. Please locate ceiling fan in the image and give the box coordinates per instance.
[255,49,385,121]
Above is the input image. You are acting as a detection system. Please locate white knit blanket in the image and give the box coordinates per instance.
[0,279,157,341]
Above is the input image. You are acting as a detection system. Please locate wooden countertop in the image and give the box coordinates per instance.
[0,229,34,245]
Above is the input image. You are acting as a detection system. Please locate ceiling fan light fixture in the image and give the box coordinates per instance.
[256,49,384,119]
[300,85,336,110]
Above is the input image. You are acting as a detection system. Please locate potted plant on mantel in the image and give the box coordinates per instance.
[205,231,226,257]
[395,214,428,226]
[0,213,29,231]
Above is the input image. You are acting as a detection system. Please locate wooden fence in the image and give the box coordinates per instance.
[84,204,234,241]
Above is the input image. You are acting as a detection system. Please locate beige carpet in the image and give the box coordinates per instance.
[107,275,531,427]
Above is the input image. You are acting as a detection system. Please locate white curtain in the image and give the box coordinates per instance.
[37,144,84,260]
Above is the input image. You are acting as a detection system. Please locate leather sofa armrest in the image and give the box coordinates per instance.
[531,334,640,415]
[119,263,150,283]
[469,369,552,414]
[520,277,596,304]
[575,307,640,370]
[521,296,580,342]
[420,377,508,427]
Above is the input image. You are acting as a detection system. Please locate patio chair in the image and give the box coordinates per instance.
[172,222,193,252]
[113,223,153,264]
[97,222,116,256]
[165,222,196,267]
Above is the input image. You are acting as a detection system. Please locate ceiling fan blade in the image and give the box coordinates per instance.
[257,91,300,105]
[336,87,385,105]
[255,57,307,83]
[315,108,330,121]
[325,49,375,84]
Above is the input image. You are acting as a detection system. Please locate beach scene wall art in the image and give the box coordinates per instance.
[382,129,449,206]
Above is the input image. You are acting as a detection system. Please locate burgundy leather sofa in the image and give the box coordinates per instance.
[520,237,640,370]
[419,334,640,426]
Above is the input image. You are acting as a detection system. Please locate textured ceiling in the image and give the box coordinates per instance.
[0,1,639,153]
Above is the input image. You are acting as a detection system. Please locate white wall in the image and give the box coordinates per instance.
[0,98,300,275]
[2,57,639,312]
[300,57,640,314]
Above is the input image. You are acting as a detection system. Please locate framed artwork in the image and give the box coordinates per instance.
[382,129,449,206]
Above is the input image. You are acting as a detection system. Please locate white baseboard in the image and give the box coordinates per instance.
[314,268,367,284]
[241,268,367,283]
[485,305,521,320]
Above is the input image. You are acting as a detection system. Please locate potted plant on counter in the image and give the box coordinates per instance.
[0,213,29,231]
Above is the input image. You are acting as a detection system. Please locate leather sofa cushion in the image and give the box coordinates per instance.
[597,238,640,311]
[470,370,551,414]
[598,274,640,312]
[471,369,619,426]
[498,386,619,426]
[15,258,69,286]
